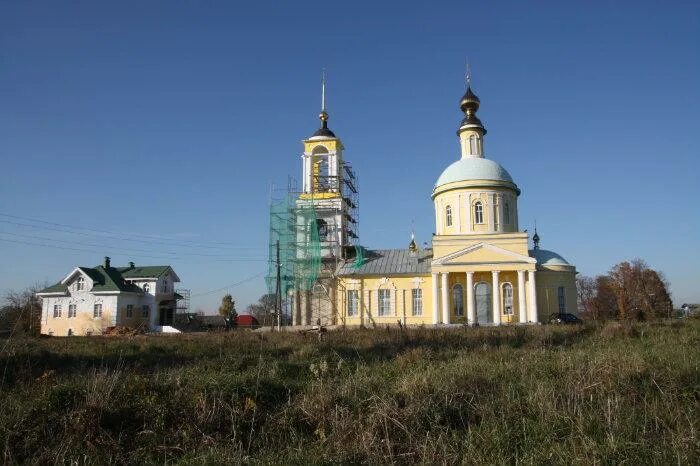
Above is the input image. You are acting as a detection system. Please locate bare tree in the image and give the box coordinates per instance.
[1,283,46,336]
[576,275,597,318]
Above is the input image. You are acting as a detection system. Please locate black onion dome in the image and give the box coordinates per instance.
[310,111,336,138]
[457,85,486,134]
[459,86,481,112]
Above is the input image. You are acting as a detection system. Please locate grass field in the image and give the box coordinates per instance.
[0,320,698,464]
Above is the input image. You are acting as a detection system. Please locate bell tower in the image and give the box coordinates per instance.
[297,72,357,260]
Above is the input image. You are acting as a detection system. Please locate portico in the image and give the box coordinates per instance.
[430,267,538,325]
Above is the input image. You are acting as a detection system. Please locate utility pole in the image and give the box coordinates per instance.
[276,239,282,331]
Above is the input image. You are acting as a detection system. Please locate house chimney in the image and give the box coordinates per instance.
[129,261,135,268]
[104,256,111,268]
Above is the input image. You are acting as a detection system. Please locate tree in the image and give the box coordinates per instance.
[1,283,45,336]
[576,275,597,317]
[607,259,672,320]
[218,294,237,320]
[246,293,276,327]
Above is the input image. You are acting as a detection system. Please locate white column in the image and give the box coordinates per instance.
[441,272,450,324]
[528,270,538,323]
[492,270,501,325]
[466,272,475,325]
[431,273,439,325]
[517,270,527,324]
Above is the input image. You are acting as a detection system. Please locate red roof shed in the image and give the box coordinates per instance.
[235,314,260,328]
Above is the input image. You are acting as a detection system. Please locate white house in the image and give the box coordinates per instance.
[36,257,181,336]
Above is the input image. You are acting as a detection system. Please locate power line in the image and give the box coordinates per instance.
[0,213,267,250]
[0,231,266,260]
[190,271,267,297]
[0,237,267,262]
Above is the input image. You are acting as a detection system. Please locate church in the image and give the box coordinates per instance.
[287,77,577,327]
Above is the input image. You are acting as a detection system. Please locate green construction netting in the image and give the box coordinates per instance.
[266,195,321,295]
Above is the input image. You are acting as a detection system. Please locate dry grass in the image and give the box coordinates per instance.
[0,321,698,464]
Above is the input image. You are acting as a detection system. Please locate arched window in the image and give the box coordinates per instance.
[143,283,150,294]
[316,219,328,241]
[445,205,453,227]
[474,201,484,224]
[504,202,510,225]
[502,283,513,315]
[452,284,464,316]
[469,134,478,155]
[76,276,85,291]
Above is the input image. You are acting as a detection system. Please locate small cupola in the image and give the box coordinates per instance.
[457,70,487,158]
[309,70,336,139]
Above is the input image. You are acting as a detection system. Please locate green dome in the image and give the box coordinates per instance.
[529,249,571,266]
[435,157,514,187]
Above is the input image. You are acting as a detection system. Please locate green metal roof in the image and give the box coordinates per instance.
[38,264,171,295]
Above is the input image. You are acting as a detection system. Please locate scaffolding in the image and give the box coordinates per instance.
[266,162,359,325]
[175,288,190,314]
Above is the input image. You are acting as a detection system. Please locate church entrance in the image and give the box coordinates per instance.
[475,282,491,324]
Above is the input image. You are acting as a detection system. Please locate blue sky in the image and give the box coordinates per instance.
[1,1,699,311]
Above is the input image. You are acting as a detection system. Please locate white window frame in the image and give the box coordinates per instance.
[445,205,453,227]
[93,303,102,318]
[411,288,423,316]
[347,290,359,317]
[143,283,150,293]
[76,276,85,291]
[378,289,391,316]
[53,304,62,318]
[502,283,514,315]
[474,201,484,224]
[68,304,76,318]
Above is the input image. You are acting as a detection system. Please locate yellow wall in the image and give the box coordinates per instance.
[432,232,531,265]
[337,275,435,326]
[535,269,577,321]
[303,139,342,153]
[43,310,114,336]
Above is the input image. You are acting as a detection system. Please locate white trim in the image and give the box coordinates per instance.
[60,267,89,285]
[431,242,537,266]
[36,292,68,297]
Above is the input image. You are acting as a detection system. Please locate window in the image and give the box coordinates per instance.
[316,219,328,241]
[503,283,514,315]
[68,304,76,318]
[67,329,73,336]
[347,290,359,316]
[412,288,423,316]
[76,276,85,291]
[474,201,484,224]
[126,304,133,318]
[378,289,391,316]
[445,205,453,227]
[558,287,566,313]
[504,202,510,225]
[142,305,150,318]
[452,284,464,316]
[469,134,478,155]
[53,304,62,318]
[161,281,168,293]
[143,284,150,293]
[93,303,102,318]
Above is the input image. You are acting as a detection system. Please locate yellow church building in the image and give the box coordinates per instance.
[287,79,576,327]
